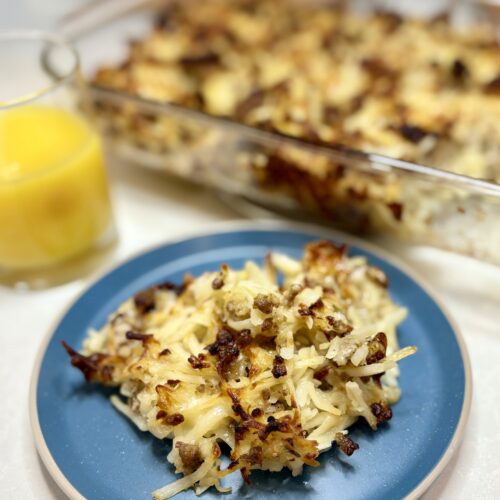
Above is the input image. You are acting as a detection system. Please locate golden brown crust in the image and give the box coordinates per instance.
[93,0,499,182]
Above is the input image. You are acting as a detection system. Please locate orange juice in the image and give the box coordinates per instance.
[0,105,112,270]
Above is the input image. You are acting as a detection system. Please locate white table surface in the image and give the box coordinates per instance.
[1,2,500,500]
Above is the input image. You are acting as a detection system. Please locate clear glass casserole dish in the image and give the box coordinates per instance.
[62,0,500,264]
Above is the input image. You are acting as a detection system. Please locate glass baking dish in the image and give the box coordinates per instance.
[62,0,500,265]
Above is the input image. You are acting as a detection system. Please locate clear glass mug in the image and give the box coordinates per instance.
[0,31,117,289]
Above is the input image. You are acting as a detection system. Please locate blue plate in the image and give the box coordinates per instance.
[30,222,471,500]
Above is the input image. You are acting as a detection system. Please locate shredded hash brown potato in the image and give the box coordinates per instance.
[64,241,416,498]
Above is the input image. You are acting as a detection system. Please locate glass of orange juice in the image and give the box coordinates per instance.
[0,31,117,289]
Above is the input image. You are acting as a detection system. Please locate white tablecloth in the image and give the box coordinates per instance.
[1,2,500,499]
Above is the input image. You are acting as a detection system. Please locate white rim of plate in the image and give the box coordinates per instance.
[29,219,473,500]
